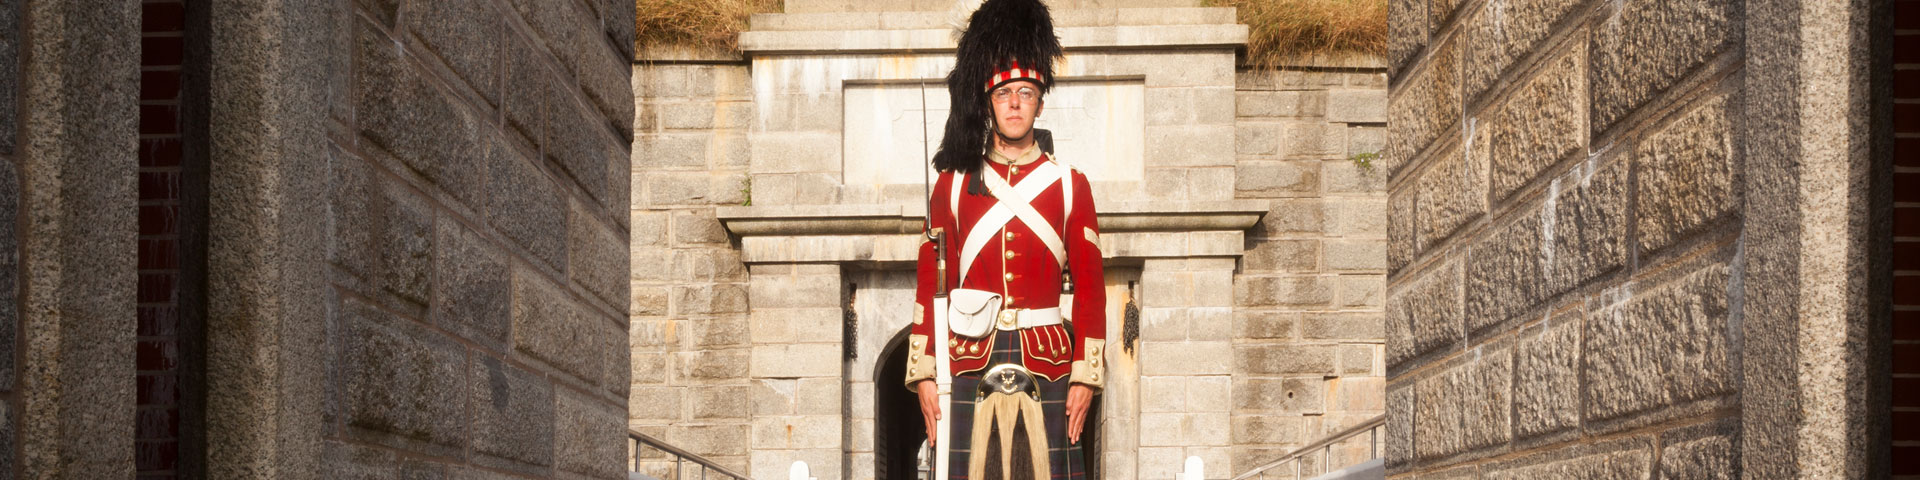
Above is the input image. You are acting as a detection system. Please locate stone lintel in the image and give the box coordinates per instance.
[718,201,1266,237]
[738,24,1248,56]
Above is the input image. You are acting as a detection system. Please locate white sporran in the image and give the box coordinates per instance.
[946,288,1002,338]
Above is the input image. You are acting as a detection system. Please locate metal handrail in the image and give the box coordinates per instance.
[630,429,752,480]
[1231,414,1386,480]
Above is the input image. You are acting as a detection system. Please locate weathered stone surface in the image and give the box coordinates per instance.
[511,270,604,385]
[1389,260,1463,366]
[1547,158,1627,297]
[627,386,680,421]
[501,33,547,145]
[1386,37,1458,179]
[1512,313,1579,439]
[671,424,752,457]
[508,0,632,134]
[354,21,489,208]
[1259,198,1325,235]
[432,218,511,351]
[674,284,749,316]
[1236,275,1334,307]
[1589,0,1736,136]
[1235,345,1336,375]
[469,356,554,469]
[1325,157,1386,193]
[1336,275,1383,308]
[1235,161,1318,196]
[1385,385,1413,468]
[568,202,626,309]
[339,297,467,452]
[1415,140,1485,252]
[487,148,568,271]
[1465,214,1542,333]
[1658,422,1737,479]
[1231,415,1309,444]
[1583,263,1731,421]
[1283,122,1343,158]
[546,97,617,204]
[1414,367,1463,460]
[0,161,14,391]
[375,177,434,307]
[1235,123,1278,156]
[1326,198,1389,236]
[1327,89,1387,123]
[1487,46,1587,203]
[1303,312,1384,340]
[331,153,379,281]
[1388,0,1427,71]
[0,5,15,155]
[1233,378,1325,414]
[402,0,500,105]
[554,389,623,479]
[675,347,748,380]
[1325,240,1386,271]
[1634,94,1734,254]
[1236,91,1316,118]
[1234,311,1296,340]
[689,385,751,420]
[1462,0,1585,102]
[1241,239,1317,273]
[1387,186,1415,273]
[1462,348,1511,450]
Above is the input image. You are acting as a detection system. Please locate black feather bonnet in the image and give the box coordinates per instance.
[930,0,1062,175]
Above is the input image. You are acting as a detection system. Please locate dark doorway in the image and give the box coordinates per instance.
[872,325,1101,480]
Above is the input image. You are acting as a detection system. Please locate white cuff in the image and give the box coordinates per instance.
[904,334,936,391]
[1069,338,1106,390]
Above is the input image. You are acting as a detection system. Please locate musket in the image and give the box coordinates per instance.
[918,79,956,480]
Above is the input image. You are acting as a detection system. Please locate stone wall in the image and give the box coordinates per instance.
[629,59,759,474]
[1384,0,1890,477]
[1229,63,1388,475]
[201,0,634,477]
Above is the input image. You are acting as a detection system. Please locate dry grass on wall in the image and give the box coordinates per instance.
[634,0,782,53]
[1205,0,1388,66]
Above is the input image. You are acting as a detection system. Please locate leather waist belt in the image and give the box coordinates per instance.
[979,364,1039,397]
[994,307,1062,331]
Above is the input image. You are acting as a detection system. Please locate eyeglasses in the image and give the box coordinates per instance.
[991,86,1038,104]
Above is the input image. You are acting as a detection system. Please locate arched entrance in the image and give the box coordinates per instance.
[872,325,1102,480]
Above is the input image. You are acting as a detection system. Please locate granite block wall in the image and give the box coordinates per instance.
[202,0,634,477]
[1385,0,1890,477]
[1231,63,1389,476]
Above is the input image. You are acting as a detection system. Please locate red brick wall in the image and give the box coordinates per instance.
[138,0,185,477]
[1893,0,1919,476]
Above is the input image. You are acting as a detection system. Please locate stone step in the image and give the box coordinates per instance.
[750,7,1237,32]
[783,0,1208,13]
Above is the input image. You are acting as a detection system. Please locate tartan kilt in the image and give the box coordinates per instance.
[944,328,1086,480]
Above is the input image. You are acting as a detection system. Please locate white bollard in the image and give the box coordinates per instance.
[790,461,816,480]
[1180,456,1205,480]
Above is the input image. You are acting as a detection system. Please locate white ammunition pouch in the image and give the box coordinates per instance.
[946,288,1004,338]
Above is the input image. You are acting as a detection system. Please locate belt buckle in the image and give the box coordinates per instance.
[997,309,1017,329]
[979,364,1037,397]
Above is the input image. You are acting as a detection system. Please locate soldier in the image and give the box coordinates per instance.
[904,1,1106,479]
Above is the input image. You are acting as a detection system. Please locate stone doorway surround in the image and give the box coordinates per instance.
[713,3,1259,479]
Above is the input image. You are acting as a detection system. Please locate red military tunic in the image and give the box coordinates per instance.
[905,147,1107,387]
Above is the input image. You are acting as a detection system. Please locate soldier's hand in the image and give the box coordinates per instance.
[916,380,942,444]
[1066,384,1093,444]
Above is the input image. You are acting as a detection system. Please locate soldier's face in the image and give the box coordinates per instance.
[990,80,1044,141]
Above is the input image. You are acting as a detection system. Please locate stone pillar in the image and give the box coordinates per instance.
[202,0,334,474]
[1742,0,1892,476]
[1137,257,1237,478]
[747,263,847,480]
[15,0,140,476]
